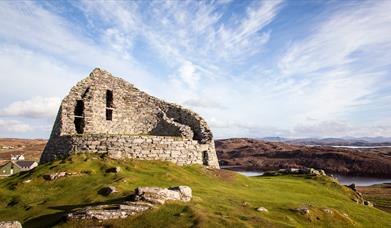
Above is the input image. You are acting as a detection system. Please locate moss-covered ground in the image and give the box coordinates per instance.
[0,154,390,227]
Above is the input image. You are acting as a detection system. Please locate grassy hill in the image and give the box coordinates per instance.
[0,154,390,227]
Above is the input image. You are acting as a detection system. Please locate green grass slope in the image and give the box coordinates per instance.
[0,154,390,228]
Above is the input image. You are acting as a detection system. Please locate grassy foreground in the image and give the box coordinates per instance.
[0,154,390,228]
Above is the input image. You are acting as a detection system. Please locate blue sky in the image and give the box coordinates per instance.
[0,0,391,139]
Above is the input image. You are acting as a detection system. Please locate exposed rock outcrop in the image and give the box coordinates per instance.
[0,221,22,228]
[67,186,192,221]
[134,186,192,204]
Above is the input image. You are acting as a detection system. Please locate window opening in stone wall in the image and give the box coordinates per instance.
[106,90,113,121]
[106,90,113,108]
[74,118,84,134]
[74,100,85,134]
[202,151,208,166]
[106,109,113,121]
[74,100,84,117]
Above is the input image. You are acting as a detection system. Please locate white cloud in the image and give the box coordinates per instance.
[1,0,390,139]
[0,119,32,133]
[0,1,155,87]
[215,0,282,59]
[292,120,391,138]
[279,1,391,76]
[0,97,61,118]
[274,0,391,125]
[182,98,225,109]
[176,61,200,89]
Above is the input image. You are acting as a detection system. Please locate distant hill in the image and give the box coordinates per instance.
[0,138,46,161]
[260,136,391,146]
[216,138,391,178]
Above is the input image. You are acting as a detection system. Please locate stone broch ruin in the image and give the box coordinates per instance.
[40,68,219,168]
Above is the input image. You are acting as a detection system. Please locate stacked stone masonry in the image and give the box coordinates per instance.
[40,68,219,168]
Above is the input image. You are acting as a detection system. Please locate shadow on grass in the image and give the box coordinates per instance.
[23,211,66,228]
[23,196,130,227]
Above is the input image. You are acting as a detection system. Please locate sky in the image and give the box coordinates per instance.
[0,0,391,139]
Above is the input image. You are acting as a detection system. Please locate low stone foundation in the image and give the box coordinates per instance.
[40,134,219,168]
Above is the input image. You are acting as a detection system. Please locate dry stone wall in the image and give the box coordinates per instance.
[40,68,219,168]
[42,134,218,166]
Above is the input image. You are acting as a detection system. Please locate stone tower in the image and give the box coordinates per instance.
[40,68,219,168]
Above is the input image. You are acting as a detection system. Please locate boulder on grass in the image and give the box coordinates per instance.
[98,186,118,196]
[256,207,268,212]
[106,167,121,173]
[135,186,192,204]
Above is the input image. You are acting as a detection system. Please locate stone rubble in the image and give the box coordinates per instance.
[43,171,78,181]
[43,172,67,181]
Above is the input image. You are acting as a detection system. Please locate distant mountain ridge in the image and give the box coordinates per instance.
[260,136,391,146]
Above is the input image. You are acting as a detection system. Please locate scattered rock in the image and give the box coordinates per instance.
[0,221,22,228]
[106,167,121,173]
[98,186,118,196]
[364,200,373,207]
[347,184,356,191]
[262,171,281,176]
[322,208,333,214]
[43,172,67,181]
[256,207,268,212]
[319,170,326,176]
[293,207,310,215]
[303,168,326,176]
[263,168,327,176]
[23,179,31,183]
[68,186,192,221]
[169,186,192,202]
[135,186,192,204]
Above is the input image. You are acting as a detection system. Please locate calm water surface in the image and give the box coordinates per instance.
[237,171,391,186]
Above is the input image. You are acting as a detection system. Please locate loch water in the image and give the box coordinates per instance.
[237,170,391,186]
